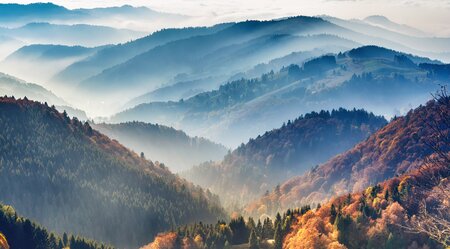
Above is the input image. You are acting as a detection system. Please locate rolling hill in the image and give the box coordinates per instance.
[91,122,228,172]
[54,15,449,109]
[145,93,449,249]
[0,22,144,47]
[0,97,225,248]
[0,3,187,31]
[111,46,446,147]
[78,17,356,95]
[0,72,66,106]
[181,108,387,208]
[0,72,88,119]
[0,44,106,84]
[321,15,450,60]
[245,91,450,217]
[52,23,232,86]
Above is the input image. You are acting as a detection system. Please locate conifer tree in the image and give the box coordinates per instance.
[248,229,259,249]
[274,223,283,249]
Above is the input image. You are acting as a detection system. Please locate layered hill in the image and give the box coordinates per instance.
[112,46,445,147]
[182,109,386,208]
[0,72,66,106]
[0,97,225,248]
[79,17,357,95]
[145,94,449,249]
[321,15,450,61]
[52,23,232,86]
[91,122,228,172]
[0,22,143,47]
[245,93,450,217]
[0,44,106,83]
[0,3,187,31]
[47,15,450,113]
[0,72,88,119]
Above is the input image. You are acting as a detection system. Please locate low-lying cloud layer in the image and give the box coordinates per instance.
[2,0,449,36]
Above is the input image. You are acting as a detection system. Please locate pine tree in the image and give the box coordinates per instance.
[256,219,263,238]
[248,229,259,249]
[274,223,283,249]
[62,233,68,247]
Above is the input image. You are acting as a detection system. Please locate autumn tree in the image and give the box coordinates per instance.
[404,87,450,247]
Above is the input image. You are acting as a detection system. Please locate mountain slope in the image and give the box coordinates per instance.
[52,23,232,85]
[245,94,450,217]
[147,161,448,249]
[182,109,387,208]
[0,3,187,30]
[0,22,144,47]
[112,46,445,147]
[79,17,351,94]
[321,15,450,60]
[80,15,449,98]
[0,97,225,248]
[0,72,88,119]
[0,44,105,83]
[145,94,449,249]
[363,15,430,37]
[91,122,228,172]
[283,169,449,249]
[0,72,66,106]
[0,203,113,249]
[124,39,354,107]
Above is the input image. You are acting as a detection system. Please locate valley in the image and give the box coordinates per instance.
[0,2,448,249]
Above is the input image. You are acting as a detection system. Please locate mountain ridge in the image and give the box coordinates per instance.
[245,94,450,217]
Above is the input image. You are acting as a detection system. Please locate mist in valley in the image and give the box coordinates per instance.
[0,2,449,249]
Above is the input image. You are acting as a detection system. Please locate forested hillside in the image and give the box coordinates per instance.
[246,92,450,217]
[92,122,228,172]
[147,155,449,249]
[182,108,386,208]
[0,203,113,249]
[146,94,449,249]
[0,97,225,248]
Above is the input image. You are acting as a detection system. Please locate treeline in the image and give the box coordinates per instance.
[146,206,312,249]
[0,203,113,249]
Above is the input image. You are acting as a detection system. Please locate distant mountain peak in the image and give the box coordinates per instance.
[364,15,390,22]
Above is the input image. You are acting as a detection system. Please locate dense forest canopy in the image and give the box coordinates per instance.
[0,203,113,249]
[147,94,450,249]
[246,93,450,217]
[182,108,387,209]
[0,96,225,248]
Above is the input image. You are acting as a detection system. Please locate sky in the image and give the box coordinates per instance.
[1,0,450,36]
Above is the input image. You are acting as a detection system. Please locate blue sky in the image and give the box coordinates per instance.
[1,0,450,36]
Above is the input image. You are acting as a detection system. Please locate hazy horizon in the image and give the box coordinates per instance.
[1,0,450,36]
